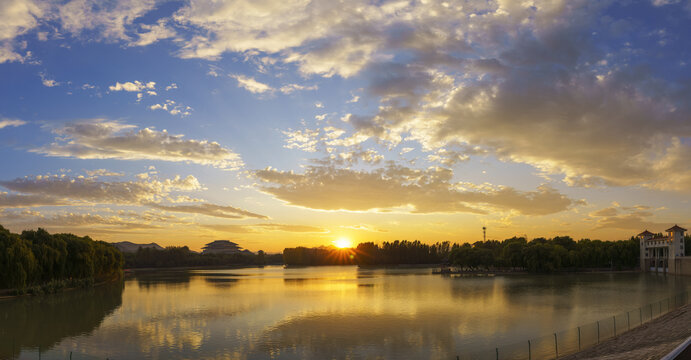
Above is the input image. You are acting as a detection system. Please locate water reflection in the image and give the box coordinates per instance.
[0,281,123,359]
[4,267,691,360]
[136,271,192,290]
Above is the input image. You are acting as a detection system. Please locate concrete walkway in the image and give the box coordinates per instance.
[561,304,691,360]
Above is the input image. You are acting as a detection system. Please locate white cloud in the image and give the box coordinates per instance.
[39,72,59,87]
[149,99,192,117]
[0,118,26,129]
[254,164,582,215]
[132,18,175,47]
[165,83,178,91]
[58,0,157,43]
[0,173,268,220]
[85,169,124,177]
[282,128,320,153]
[0,174,202,205]
[279,83,318,94]
[0,0,44,63]
[108,80,155,92]
[229,74,273,94]
[347,94,360,103]
[34,120,243,170]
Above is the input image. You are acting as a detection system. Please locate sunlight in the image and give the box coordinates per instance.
[333,237,353,249]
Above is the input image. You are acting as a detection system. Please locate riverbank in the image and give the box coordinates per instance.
[561,303,691,360]
[0,276,122,300]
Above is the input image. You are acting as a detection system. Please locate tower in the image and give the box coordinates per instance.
[637,230,654,270]
[482,226,486,242]
[667,225,687,259]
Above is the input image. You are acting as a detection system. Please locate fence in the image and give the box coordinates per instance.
[457,290,690,360]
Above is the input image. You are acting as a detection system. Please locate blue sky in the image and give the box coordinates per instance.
[0,0,689,251]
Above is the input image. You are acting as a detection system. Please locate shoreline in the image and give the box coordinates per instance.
[0,277,123,301]
[562,303,691,360]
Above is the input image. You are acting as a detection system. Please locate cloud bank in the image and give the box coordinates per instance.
[34,120,244,170]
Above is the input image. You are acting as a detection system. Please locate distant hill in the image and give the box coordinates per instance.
[111,241,164,253]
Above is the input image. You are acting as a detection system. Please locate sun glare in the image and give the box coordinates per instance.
[333,237,353,249]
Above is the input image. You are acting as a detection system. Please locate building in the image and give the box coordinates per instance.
[638,225,687,274]
[201,240,251,255]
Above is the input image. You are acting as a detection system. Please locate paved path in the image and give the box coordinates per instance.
[561,304,691,360]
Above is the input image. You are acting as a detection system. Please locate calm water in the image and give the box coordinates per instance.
[2,266,691,359]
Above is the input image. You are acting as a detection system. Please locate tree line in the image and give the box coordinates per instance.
[283,236,645,272]
[0,225,123,292]
[123,246,283,268]
[449,236,639,272]
[283,240,451,266]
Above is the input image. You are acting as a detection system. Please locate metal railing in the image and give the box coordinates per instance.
[457,290,690,360]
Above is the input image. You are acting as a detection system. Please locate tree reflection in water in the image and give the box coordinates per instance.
[0,281,124,359]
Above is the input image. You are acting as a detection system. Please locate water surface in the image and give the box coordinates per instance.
[2,266,690,359]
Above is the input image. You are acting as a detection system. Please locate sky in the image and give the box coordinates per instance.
[0,0,689,252]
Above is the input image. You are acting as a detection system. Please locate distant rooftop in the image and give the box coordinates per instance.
[202,240,245,255]
[666,225,687,232]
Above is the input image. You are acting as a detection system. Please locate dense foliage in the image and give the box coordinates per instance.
[355,240,452,265]
[283,246,356,266]
[123,246,282,268]
[450,236,639,272]
[283,241,451,266]
[0,226,123,291]
[283,237,641,272]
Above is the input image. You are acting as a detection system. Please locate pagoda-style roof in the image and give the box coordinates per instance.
[203,240,239,248]
[666,225,687,233]
[638,230,654,237]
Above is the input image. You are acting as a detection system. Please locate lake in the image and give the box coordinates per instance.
[2,266,690,359]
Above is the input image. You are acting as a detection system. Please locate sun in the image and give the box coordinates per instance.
[333,237,353,249]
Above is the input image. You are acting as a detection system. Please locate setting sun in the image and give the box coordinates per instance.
[333,237,353,249]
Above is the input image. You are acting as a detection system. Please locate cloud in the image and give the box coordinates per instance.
[162,0,691,192]
[0,118,26,129]
[15,212,161,229]
[34,120,243,170]
[282,128,320,153]
[589,206,675,231]
[341,224,387,233]
[0,192,65,208]
[590,206,619,217]
[84,169,124,177]
[0,208,182,231]
[0,0,44,63]
[0,174,202,205]
[279,83,318,95]
[204,223,327,233]
[58,0,157,43]
[254,164,581,215]
[229,74,273,94]
[39,72,59,87]
[132,19,176,47]
[0,173,267,220]
[149,203,267,220]
[149,100,192,116]
[108,80,155,92]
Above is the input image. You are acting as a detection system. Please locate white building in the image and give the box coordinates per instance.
[638,225,687,273]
